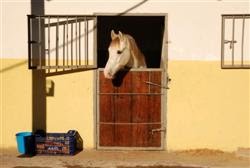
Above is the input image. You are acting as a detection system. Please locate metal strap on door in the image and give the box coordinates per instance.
[27,15,97,72]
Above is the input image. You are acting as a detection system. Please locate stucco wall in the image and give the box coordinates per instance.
[1,0,249,151]
[1,59,249,151]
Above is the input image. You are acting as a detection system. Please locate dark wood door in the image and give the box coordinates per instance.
[97,70,164,149]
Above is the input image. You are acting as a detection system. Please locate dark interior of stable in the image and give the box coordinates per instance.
[97,16,165,68]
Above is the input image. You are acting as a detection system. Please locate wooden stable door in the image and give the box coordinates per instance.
[97,69,165,150]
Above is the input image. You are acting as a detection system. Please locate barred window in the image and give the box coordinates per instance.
[27,15,97,75]
[221,14,250,69]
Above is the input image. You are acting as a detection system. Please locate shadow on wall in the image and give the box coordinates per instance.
[0,60,28,73]
[1,0,149,74]
[2,0,149,147]
[31,0,47,132]
[37,0,149,76]
[1,0,149,76]
[46,0,149,55]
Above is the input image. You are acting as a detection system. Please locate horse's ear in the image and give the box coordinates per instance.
[118,31,125,41]
[118,31,123,39]
[111,30,117,40]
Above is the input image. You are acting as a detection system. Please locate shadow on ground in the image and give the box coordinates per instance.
[13,167,52,168]
[62,165,203,168]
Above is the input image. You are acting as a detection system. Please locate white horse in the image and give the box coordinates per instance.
[104,30,146,79]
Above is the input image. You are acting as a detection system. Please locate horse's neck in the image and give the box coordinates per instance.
[125,35,146,68]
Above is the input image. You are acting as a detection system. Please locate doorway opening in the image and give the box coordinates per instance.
[95,14,168,150]
[97,15,165,68]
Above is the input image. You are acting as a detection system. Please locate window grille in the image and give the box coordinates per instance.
[27,15,97,73]
[221,14,250,69]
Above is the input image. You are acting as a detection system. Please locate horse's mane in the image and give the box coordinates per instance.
[126,34,146,68]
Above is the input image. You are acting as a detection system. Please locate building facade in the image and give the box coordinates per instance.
[1,0,249,151]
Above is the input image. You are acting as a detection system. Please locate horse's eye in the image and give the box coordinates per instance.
[117,50,122,54]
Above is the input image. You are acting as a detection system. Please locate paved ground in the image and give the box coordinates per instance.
[1,148,249,168]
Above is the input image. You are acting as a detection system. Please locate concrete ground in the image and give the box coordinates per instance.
[1,148,250,168]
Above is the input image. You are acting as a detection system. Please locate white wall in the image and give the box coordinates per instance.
[1,0,30,58]
[44,0,250,61]
[1,0,249,60]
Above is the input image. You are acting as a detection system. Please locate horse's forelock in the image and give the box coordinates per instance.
[109,37,121,49]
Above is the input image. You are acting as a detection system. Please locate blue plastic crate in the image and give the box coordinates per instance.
[35,130,82,155]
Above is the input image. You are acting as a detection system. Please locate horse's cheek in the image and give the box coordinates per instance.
[104,57,115,74]
[104,62,111,73]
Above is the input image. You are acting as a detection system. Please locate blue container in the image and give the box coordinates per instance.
[16,132,35,154]
[35,130,83,155]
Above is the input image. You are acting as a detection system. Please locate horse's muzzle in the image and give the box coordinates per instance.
[104,70,114,79]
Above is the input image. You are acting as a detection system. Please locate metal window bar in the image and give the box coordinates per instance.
[75,17,78,66]
[71,22,73,67]
[221,14,250,69]
[63,23,65,69]
[48,16,51,72]
[56,16,59,70]
[85,17,89,66]
[231,17,235,66]
[66,17,69,66]
[27,15,32,69]
[27,15,97,71]
[241,15,245,66]
[38,16,42,68]
[79,19,81,66]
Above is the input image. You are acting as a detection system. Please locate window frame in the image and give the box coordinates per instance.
[221,14,250,69]
[27,14,97,73]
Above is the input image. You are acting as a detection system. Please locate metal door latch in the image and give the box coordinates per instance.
[224,40,237,49]
[151,128,166,135]
[144,81,168,89]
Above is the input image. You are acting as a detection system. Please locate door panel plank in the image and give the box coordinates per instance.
[148,96,161,123]
[149,71,162,93]
[99,124,114,146]
[99,124,161,147]
[115,95,132,123]
[98,70,163,148]
[114,125,132,146]
[99,95,114,122]
[131,72,149,93]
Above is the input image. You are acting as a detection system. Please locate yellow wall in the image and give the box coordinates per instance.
[1,59,249,151]
[167,61,250,151]
[46,68,94,149]
[0,59,95,149]
[1,59,32,149]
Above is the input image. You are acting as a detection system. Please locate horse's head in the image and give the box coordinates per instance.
[104,30,131,79]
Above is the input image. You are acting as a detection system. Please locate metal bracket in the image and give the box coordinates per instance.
[144,81,168,89]
[167,75,171,83]
[145,76,171,89]
[30,40,38,44]
[151,127,166,135]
